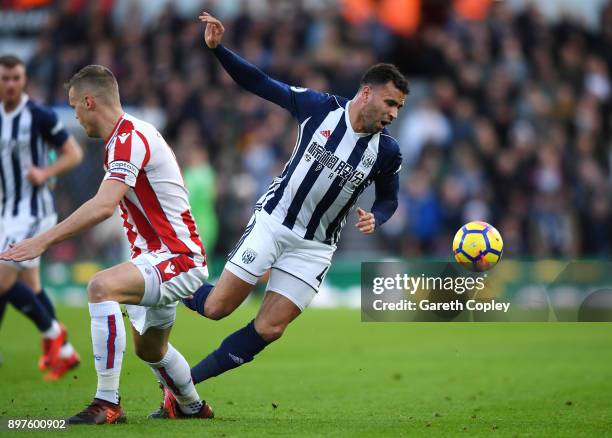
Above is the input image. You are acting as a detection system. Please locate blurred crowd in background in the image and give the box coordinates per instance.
[2,0,612,262]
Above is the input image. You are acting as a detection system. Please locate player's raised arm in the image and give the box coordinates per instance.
[198,12,296,114]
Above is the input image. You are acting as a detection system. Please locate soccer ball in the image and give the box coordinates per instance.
[452,221,503,272]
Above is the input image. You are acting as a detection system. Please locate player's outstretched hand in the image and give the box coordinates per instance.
[198,12,224,48]
[356,207,376,235]
[0,236,47,262]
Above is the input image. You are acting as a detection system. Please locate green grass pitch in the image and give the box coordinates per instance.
[0,303,611,437]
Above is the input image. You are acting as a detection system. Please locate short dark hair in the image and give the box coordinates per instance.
[0,54,25,69]
[360,63,409,95]
[65,64,120,103]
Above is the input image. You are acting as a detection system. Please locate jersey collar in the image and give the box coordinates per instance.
[104,112,126,148]
[0,94,28,118]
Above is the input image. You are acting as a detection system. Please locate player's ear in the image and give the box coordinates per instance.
[84,94,95,110]
[361,84,375,103]
[361,85,371,100]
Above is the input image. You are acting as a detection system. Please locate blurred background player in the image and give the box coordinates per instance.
[0,64,213,424]
[0,54,82,380]
[176,12,407,404]
[181,140,219,255]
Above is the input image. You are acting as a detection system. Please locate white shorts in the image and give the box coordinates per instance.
[226,211,335,311]
[126,252,208,335]
[0,214,57,270]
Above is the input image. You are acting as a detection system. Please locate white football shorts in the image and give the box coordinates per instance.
[126,251,208,334]
[226,210,335,311]
[0,214,57,270]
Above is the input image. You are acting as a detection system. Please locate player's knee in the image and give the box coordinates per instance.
[204,300,233,320]
[134,343,165,363]
[0,281,13,295]
[87,275,114,303]
[0,271,17,293]
[256,322,286,343]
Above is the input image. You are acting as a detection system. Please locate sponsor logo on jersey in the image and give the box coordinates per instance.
[304,141,366,187]
[320,129,332,139]
[242,248,257,264]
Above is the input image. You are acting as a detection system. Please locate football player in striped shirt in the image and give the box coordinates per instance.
[0,65,213,423]
[0,54,83,380]
[178,12,408,407]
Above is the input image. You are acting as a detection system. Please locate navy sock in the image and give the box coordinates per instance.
[6,282,52,332]
[191,320,269,384]
[182,282,214,317]
[0,294,7,329]
[36,289,57,320]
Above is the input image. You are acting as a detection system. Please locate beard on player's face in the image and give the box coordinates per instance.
[0,67,26,106]
[363,104,389,133]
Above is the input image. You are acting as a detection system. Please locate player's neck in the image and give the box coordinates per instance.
[348,100,367,133]
[99,106,125,141]
[2,95,23,113]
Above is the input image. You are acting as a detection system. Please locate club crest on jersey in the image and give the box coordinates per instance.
[242,248,257,264]
[361,151,376,168]
[320,130,332,139]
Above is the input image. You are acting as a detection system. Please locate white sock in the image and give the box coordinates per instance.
[42,320,61,339]
[59,342,75,359]
[96,390,120,405]
[89,301,125,405]
[147,344,201,414]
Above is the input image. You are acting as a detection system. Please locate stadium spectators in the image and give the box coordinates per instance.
[13,0,612,259]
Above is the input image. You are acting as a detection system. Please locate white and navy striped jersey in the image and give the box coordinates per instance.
[213,44,402,246]
[254,89,401,245]
[0,94,69,220]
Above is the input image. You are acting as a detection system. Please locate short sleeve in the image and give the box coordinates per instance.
[104,125,149,187]
[286,87,340,122]
[34,105,69,148]
[377,135,402,178]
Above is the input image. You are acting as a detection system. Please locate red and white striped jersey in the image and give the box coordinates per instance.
[103,113,205,264]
